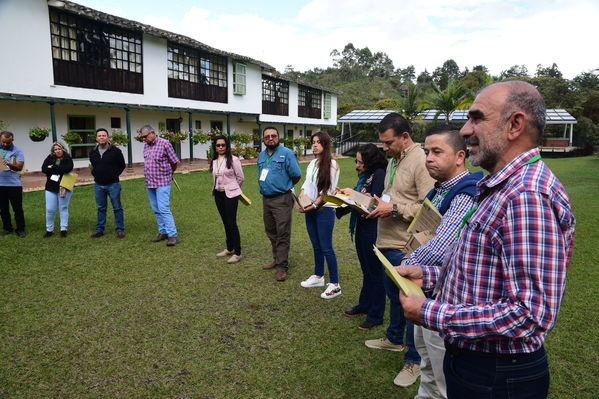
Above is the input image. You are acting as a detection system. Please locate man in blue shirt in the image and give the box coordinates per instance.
[257,127,302,281]
[0,131,26,238]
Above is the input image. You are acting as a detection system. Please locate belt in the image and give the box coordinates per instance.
[444,341,526,358]
[263,190,291,199]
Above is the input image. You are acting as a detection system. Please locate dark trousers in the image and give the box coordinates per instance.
[214,190,241,255]
[444,345,549,398]
[0,186,25,232]
[263,192,293,271]
[354,223,386,324]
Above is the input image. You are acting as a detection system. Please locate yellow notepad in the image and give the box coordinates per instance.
[59,172,78,191]
[239,192,252,206]
[373,245,425,297]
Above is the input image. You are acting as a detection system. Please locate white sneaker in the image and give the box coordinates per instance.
[393,363,421,387]
[216,249,233,258]
[227,254,242,264]
[320,283,342,299]
[300,275,325,287]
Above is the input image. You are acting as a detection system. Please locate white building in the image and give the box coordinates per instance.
[0,0,339,171]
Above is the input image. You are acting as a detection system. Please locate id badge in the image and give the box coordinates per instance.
[50,174,60,182]
[381,190,391,203]
[259,168,269,181]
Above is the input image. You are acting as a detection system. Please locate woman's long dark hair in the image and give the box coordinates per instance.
[357,143,387,173]
[210,135,233,172]
[311,131,335,195]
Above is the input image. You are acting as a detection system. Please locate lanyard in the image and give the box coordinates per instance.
[456,153,541,238]
[387,159,399,189]
[310,163,319,183]
[216,157,224,174]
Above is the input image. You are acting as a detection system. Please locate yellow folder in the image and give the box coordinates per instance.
[373,245,425,297]
[239,192,252,206]
[59,172,78,191]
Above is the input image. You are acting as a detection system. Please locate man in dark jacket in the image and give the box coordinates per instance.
[89,128,126,238]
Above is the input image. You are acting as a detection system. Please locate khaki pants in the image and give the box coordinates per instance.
[262,192,293,271]
[415,325,447,399]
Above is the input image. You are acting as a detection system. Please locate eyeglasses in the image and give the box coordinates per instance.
[215,144,226,148]
[264,134,278,139]
[139,134,149,139]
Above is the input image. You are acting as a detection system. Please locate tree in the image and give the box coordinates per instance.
[536,63,563,79]
[459,70,494,93]
[398,84,421,122]
[369,51,394,78]
[396,65,416,83]
[472,65,489,73]
[574,70,599,90]
[425,79,472,123]
[374,98,401,110]
[432,59,460,90]
[416,69,433,92]
[499,65,529,79]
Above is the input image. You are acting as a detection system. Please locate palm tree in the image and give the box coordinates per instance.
[399,83,422,122]
[426,79,472,123]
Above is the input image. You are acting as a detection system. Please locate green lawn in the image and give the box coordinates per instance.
[1,156,598,398]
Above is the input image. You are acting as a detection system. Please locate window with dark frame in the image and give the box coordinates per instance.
[262,75,289,116]
[298,85,322,119]
[110,117,121,129]
[49,8,143,93]
[195,120,202,130]
[67,115,96,159]
[167,42,228,103]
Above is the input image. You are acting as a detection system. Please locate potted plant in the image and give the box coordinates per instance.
[29,126,51,142]
[192,129,208,145]
[159,130,188,144]
[110,129,129,147]
[62,131,82,144]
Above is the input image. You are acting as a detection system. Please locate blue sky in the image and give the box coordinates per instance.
[74,0,598,79]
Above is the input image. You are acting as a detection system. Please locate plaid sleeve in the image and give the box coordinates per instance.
[164,142,179,164]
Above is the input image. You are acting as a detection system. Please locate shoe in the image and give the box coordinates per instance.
[166,236,177,246]
[43,231,53,238]
[343,306,367,318]
[116,231,125,239]
[320,283,342,299]
[0,230,13,236]
[151,234,168,242]
[364,337,406,352]
[15,230,26,238]
[90,231,104,238]
[227,254,242,264]
[216,249,233,258]
[394,363,421,387]
[300,275,325,288]
[262,262,276,270]
[358,320,382,330]
[275,270,287,281]
[60,230,67,238]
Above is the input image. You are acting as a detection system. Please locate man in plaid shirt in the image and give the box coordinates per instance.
[399,81,575,399]
[140,124,180,246]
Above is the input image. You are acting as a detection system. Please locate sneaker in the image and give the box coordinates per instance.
[300,275,325,288]
[60,230,67,238]
[227,254,242,264]
[320,283,342,299]
[394,363,421,387]
[343,306,367,318]
[90,231,104,238]
[216,249,233,258]
[364,337,406,352]
[358,320,382,330]
[43,231,53,238]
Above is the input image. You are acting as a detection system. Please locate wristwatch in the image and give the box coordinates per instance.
[390,204,399,218]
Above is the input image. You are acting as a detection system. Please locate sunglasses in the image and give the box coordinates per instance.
[139,134,149,139]
[215,144,226,148]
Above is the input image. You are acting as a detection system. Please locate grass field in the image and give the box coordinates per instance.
[1,156,598,398]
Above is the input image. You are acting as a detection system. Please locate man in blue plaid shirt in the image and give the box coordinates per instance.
[399,81,575,399]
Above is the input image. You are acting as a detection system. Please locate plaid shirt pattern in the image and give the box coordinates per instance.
[420,148,575,354]
[403,171,476,294]
[143,137,179,188]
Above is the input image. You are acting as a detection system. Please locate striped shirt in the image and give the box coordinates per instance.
[143,137,179,188]
[420,148,575,354]
[402,171,476,294]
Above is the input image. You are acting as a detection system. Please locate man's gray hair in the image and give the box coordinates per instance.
[1,131,14,139]
[140,124,155,134]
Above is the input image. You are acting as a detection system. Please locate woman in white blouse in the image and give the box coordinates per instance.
[298,131,341,299]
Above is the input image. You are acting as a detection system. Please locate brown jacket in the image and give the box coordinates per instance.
[376,143,435,249]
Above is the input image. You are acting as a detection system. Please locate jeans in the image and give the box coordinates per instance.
[381,248,420,365]
[0,185,25,232]
[147,185,177,237]
[45,189,72,232]
[444,346,549,399]
[94,183,124,233]
[354,222,385,324]
[214,190,241,255]
[305,207,339,284]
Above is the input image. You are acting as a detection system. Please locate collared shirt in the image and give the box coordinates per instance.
[257,145,302,196]
[420,148,575,354]
[143,137,179,188]
[0,144,24,187]
[402,171,476,290]
[300,158,339,202]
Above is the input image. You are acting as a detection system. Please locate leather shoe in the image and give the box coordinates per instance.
[275,270,287,281]
[116,231,125,239]
[90,231,104,238]
[151,234,168,242]
[16,230,26,238]
[0,230,12,236]
[166,236,177,246]
[343,306,367,318]
[262,262,276,270]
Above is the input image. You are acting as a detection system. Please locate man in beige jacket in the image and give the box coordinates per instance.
[365,112,435,387]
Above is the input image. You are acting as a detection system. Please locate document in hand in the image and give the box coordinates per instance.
[402,231,436,256]
[407,198,442,234]
[373,245,425,297]
[59,172,78,191]
[323,189,375,216]
[292,191,313,210]
[239,192,252,206]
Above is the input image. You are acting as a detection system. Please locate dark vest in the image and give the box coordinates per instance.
[426,171,484,215]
